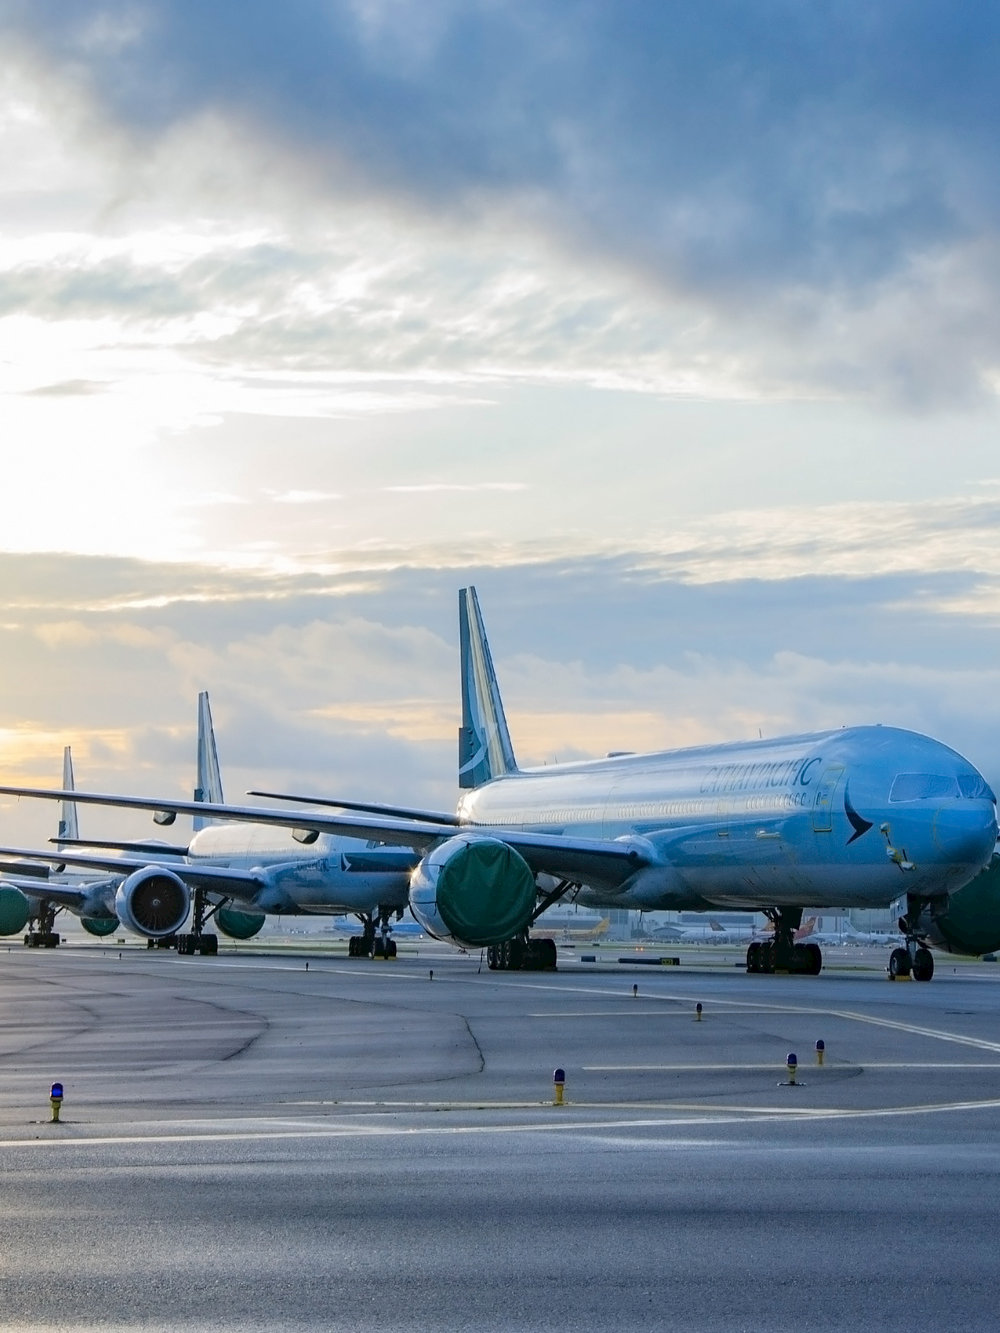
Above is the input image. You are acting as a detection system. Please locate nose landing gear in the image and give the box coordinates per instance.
[888,894,941,981]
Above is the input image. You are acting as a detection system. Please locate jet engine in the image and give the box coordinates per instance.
[216,906,266,939]
[925,856,1000,956]
[408,834,536,948]
[114,867,190,938]
[0,886,30,936]
[80,916,119,937]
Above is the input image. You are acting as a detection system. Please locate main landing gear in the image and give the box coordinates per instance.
[486,934,558,971]
[746,908,822,976]
[173,886,218,956]
[24,900,61,948]
[347,909,397,959]
[887,894,938,981]
[486,878,577,970]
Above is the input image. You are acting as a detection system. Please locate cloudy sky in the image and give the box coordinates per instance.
[1,1,999,846]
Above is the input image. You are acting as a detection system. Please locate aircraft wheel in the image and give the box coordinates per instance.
[508,937,524,970]
[384,938,397,958]
[486,944,498,969]
[912,946,934,982]
[805,942,822,975]
[539,938,557,970]
[888,946,911,979]
[746,941,760,973]
[198,934,218,956]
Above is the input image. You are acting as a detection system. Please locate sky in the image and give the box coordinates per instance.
[1,1,999,847]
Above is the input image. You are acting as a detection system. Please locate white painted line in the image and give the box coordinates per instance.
[3,1093,1000,1149]
[585,1062,1000,1071]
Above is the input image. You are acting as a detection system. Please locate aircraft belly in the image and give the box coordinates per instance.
[273,870,409,914]
[610,854,907,911]
[681,862,904,910]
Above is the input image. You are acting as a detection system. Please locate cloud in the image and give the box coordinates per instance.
[1,543,998,785]
[5,2,1000,404]
[383,482,526,494]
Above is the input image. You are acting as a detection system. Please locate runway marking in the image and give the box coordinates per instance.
[509,977,1000,1057]
[528,1010,712,1018]
[585,1062,1000,1071]
[5,1094,1000,1149]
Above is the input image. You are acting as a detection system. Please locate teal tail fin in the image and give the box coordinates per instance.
[458,587,518,790]
[193,691,225,829]
[57,746,79,844]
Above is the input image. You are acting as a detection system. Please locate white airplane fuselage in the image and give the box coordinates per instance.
[187,824,414,915]
[456,726,997,912]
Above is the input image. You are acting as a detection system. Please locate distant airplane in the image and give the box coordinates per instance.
[0,695,417,956]
[530,908,610,942]
[0,748,123,945]
[676,918,758,944]
[0,588,997,981]
[650,915,813,945]
[799,915,902,947]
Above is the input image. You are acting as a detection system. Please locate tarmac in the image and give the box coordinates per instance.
[1,939,999,1330]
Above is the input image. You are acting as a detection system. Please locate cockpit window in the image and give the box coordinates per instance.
[958,773,996,802]
[890,773,958,802]
[890,772,996,802]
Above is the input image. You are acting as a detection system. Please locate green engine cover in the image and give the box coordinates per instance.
[0,886,30,936]
[933,858,1000,956]
[81,916,120,937]
[435,838,536,947]
[216,906,266,939]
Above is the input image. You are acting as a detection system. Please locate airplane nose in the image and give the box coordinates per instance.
[933,801,998,871]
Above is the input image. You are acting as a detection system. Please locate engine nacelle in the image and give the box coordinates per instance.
[925,855,1000,956]
[409,835,536,948]
[80,916,120,938]
[0,886,30,936]
[114,867,190,938]
[216,906,266,939]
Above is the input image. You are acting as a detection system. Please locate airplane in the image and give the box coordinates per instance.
[530,907,610,941]
[0,747,123,946]
[648,914,811,945]
[0,587,998,981]
[797,915,902,947]
[0,694,417,956]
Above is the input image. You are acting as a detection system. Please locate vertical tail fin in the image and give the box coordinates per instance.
[193,691,224,830]
[458,587,518,789]
[57,746,79,844]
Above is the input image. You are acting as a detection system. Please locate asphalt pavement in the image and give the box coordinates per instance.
[1,941,998,1330]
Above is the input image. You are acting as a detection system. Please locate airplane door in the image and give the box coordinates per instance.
[812,765,844,832]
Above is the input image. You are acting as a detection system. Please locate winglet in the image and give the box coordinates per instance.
[458,587,518,790]
[193,691,225,830]
[57,746,79,845]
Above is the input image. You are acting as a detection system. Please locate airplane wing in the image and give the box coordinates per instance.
[0,842,271,896]
[0,785,657,888]
[50,838,192,856]
[0,874,105,912]
[0,859,51,878]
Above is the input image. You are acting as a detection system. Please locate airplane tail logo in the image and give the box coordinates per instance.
[458,587,518,790]
[193,691,225,830]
